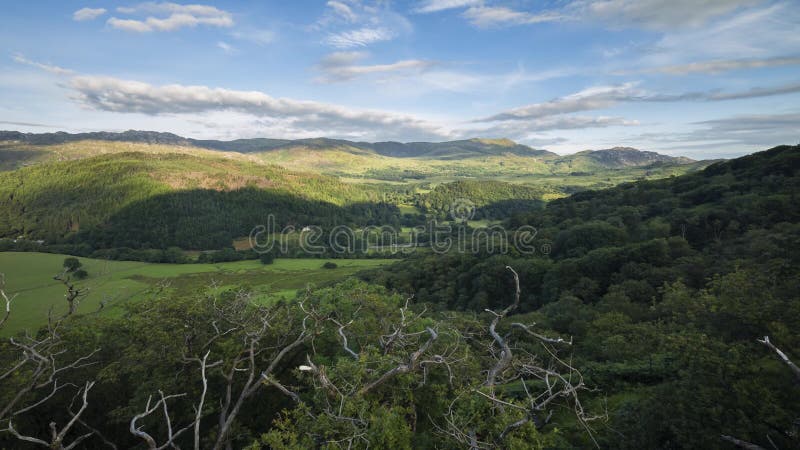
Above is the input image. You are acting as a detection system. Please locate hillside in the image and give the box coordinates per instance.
[0,130,555,159]
[0,131,715,251]
[0,152,397,249]
[0,130,708,185]
[363,144,800,448]
[552,146,695,171]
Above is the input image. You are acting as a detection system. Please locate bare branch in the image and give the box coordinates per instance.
[129,392,193,450]
[359,327,438,395]
[721,435,767,450]
[758,336,800,381]
[0,273,17,330]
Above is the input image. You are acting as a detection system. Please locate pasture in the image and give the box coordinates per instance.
[0,252,392,336]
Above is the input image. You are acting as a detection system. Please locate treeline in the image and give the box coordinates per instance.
[361,145,800,448]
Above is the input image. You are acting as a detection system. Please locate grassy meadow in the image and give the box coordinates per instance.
[0,252,391,336]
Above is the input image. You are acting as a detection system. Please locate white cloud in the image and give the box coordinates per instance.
[462,6,564,28]
[479,81,800,122]
[479,83,643,121]
[625,56,800,75]
[634,112,799,152]
[106,2,233,32]
[577,0,763,30]
[11,54,74,76]
[314,0,411,49]
[326,1,358,22]
[316,51,436,82]
[477,115,640,140]
[66,75,453,141]
[414,0,482,14]
[325,27,394,48]
[644,2,800,65]
[73,7,107,21]
[217,41,237,54]
[455,0,764,30]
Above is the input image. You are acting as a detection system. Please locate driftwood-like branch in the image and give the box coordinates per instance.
[130,391,193,450]
[758,336,800,381]
[0,273,17,330]
[721,434,767,450]
[359,327,439,395]
[484,266,521,396]
[333,319,360,360]
[8,381,96,450]
[720,336,799,449]
[1,298,100,424]
[433,266,601,448]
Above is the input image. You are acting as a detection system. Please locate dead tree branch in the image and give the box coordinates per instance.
[758,336,800,381]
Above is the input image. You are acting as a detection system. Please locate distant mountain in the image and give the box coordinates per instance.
[0,130,557,159]
[0,130,707,182]
[0,130,192,146]
[553,146,694,171]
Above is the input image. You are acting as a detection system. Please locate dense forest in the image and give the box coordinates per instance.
[363,145,800,448]
[0,144,797,449]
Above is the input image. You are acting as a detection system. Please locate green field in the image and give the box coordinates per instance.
[0,252,392,336]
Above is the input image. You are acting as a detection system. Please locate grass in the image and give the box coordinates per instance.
[0,252,392,336]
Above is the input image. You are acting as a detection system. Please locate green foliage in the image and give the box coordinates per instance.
[62,256,82,271]
[322,261,338,269]
[0,144,797,449]
[72,268,88,280]
[259,251,276,265]
[363,145,800,449]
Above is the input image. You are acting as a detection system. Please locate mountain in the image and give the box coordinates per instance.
[0,130,192,146]
[0,130,557,159]
[553,146,694,171]
[0,130,706,180]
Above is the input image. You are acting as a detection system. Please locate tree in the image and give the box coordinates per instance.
[72,268,88,280]
[260,251,276,265]
[63,257,82,272]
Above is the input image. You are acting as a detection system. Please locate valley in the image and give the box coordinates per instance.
[0,131,796,450]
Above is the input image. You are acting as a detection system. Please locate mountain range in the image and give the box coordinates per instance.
[0,130,696,170]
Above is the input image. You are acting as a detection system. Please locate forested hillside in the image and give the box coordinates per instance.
[0,145,797,449]
[0,152,399,248]
[0,131,708,182]
[363,144,800,448]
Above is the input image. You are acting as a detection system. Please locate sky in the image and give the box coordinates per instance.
[0,0,798,158]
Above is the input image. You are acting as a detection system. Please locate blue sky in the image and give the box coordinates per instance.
[0,0,798,158]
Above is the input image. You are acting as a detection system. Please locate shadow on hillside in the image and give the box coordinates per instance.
[77,187,400,250]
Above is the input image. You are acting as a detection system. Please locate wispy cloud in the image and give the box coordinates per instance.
[0,120,61,128]
[623,55,800,75]
[325,27,394,48]
[476,115,640,140]
[579,0,763,30]
[216,41,237,54]
[462,6,564,28]
[450,0,763,30]
[478,81,800,122]
[106,2,234,32]
[414,0,482,14]
[315,1,411,49]
[636,112,800,152]
[326,0,358,22]
[73,7,107,21]
[478,83,643,122]
[12,54,73,76]
[316,51,436,82]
